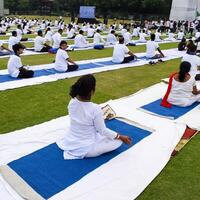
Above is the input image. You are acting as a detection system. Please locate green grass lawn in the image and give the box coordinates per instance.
[1,38,200,199]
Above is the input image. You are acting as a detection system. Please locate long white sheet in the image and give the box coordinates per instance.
[0,49,185,92]
[1,82,195,200]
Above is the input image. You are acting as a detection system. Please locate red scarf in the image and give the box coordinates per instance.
[161,72,177,108]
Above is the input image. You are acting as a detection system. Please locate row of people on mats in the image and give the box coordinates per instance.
[7,32,200,81]
[0,26,186,56]
[7,33,165,78]
[7,32,200,80]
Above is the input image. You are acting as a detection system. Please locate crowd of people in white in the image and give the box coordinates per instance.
[0,16,200,159]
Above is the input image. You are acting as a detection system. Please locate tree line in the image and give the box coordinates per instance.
[5,0,172,19]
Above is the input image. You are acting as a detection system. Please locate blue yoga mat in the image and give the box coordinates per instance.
[0,58,142,84]
[8,119,152,199]
[0,62,112,84]
[141,99,200,119]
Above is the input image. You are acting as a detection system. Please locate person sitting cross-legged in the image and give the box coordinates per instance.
[112,36,137,64]
[54,40,78,72]
[57,74,132,159]
[7,43,34,78]
[0,40,12,56]
[146,33,164,59]
[34,30,52,52]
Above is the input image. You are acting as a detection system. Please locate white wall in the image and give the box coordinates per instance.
[170,0,197,21]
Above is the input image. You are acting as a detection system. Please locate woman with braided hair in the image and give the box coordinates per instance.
[57,74,131,159]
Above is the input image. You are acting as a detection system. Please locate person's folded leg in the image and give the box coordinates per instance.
[67,64,79,72]
[122,55,135,63]
[18,68,34,78]
[86,137,122,158]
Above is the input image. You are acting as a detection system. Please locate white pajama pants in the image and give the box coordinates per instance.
[85,137,122,158]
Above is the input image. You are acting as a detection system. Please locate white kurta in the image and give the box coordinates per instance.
[168,77,200,107]
[57,98,120,159]
[74,34,89,48]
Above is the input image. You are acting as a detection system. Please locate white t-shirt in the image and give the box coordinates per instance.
[177,32,184,40]
[45,30,53,42]
[0,40,3,51]
[107,33,117,44]
[8,36,20,51]
[16,28,23,41]
[112,43,130,63]
[146,41,159,58]
[52,32,62,48]
[34,36,46,51]
[56,98,117,159]
[155,32,161,41]
[54,48,69,72]
[74,34,88,47]
[168,77,199,107]
[124,32,132,44]
[7,55,22,77]
[139,33,147,42]
[93,32,105,44]
[87,28,95,37]
[67,29,75,38]
[182,54,200,76]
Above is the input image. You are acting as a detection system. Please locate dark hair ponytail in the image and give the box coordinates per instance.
[178,61,191,82]
[70,74,96,99]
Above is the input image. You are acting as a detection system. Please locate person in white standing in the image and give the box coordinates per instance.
[57,74,131,159]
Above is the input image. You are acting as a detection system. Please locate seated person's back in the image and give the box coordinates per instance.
[74,30,88,48]
[112,37,136,64]
[146,33,164,59]
[182,45,200,77]
[167,61,200,107]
